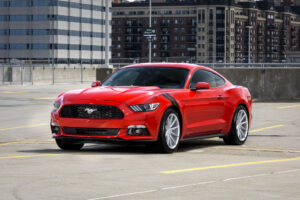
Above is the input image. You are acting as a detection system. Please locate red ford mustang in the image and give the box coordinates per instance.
[51,63,252,153]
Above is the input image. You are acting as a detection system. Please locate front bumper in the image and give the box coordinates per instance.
[51,99,163,142]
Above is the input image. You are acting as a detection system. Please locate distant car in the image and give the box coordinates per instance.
[51,63,252,153]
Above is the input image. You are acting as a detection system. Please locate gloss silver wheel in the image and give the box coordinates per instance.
[164,113,180,149]
[223,105,249,145]
[236,109,248,141]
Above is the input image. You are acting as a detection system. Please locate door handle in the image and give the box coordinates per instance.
[217,95,223,100]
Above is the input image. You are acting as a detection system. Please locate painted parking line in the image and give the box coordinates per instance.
[160,157,300,174]
[249,124,284,133]
[0,123,48,132]
[278,105,300,109]
[0,140,54,146]
[2,91,29,94]
[34,97,56,100]
[212,146,300,153]
[88,169,300,200]
[0,153,70,160]
[205,125,285,141]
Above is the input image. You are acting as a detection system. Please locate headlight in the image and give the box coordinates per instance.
[53,96,63,111]
[129,103,160,112]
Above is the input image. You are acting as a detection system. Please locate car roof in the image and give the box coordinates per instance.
[122,63,209,70]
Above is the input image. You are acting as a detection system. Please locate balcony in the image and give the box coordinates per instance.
[125,39,142,43]
[161,31,170,35]
[161,40,169,43]
[125,23,143,27]
[160,23,170,27]
[187,39,196,43]
[125,31,143,35]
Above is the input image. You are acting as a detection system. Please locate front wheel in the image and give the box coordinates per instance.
[156,108,181,153]
[223,105,249,145]
[55,139,84,150]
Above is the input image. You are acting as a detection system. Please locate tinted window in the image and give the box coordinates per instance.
[0,44,7,49]
[102,67,189,89]
[189,69,225,88]
[32,44,48,49]
[10,29,28,35]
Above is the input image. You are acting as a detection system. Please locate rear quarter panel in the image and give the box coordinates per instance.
[223,85,252,134]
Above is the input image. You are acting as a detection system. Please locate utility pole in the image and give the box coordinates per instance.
[149,0,152,63]
[246,26,252,64]
[105,0,110,68]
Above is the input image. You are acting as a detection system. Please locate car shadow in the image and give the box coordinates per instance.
[18,139,225,155]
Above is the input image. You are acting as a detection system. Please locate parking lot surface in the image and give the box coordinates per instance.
[0,84,300,200]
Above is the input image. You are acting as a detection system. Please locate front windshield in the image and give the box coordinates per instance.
[102,67,189,89]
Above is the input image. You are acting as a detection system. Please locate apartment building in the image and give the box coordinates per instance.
[0,0,111,66]
[112,0,300,63]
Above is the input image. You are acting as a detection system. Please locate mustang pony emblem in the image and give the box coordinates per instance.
[84,108,97,114]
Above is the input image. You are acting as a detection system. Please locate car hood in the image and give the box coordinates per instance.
[62,86,163,105]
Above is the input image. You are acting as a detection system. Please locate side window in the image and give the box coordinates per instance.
[213,73,226,87]
[189,69,225,88]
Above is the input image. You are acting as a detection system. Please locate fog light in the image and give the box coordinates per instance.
[51,124,61,134]
[127,125,149,136]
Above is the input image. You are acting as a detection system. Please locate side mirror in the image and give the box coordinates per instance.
[192,82,210,91]
[91,81,101,87]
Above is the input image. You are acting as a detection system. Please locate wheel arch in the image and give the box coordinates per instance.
[166,105,183,139]
[238,102,249,118]
[225,101,250,134]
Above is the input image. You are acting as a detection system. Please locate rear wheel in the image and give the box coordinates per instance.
[156,108,181,153]
[223,105,249,145]
[55,139,84,150]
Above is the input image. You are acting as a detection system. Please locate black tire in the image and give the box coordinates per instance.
[156,108,181,153]
[223,105,249,145]
[55,139,84,150]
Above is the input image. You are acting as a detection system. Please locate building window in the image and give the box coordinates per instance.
[32,44,49,49]
[9,44,28,49]
[198,9,205,24]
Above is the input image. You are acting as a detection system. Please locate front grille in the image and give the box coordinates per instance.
[63,127,120,136]
[60,104,124,119]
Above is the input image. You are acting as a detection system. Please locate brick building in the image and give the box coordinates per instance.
[112,0,300,63]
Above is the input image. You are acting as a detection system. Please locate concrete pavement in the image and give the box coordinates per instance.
[0,84,299,200]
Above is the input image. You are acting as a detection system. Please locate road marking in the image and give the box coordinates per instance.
[0,140,54,146]
[88,190,157,200]
[274,169,300,174]
[205,137,219,141]
[34,97,56,100]
[249,124,284,133]
[195,125,284,141]
[0,123,48,132]
[0,153,69,160]
[2,91,29,94]
[160,157,300,174]
[278,105,300,109]
[212,146,300,153]
[223,173,268,181]
[161,181,216,190]
[88,169,300,200]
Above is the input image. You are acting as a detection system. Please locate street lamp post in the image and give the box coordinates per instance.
[246,26,252,64]
[149,0,152,63]
[105,0,110,68]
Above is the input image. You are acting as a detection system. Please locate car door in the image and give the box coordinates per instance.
[182,69,226,137]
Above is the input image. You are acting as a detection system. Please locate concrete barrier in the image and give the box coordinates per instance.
[1,66,299,101]
[0,66,98,84]
[214,68,300,101]
[96,68,116,82]
[96,67,300,101]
